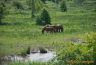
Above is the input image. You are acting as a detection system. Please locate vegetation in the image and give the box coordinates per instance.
[36,8,51,25]
[0,0,96,65]
[26,0,44,17]
[41,0,46,3]
[0,3,5,24]
[12,1,24,10]
[60,1,67,12]
[85,32,96,64]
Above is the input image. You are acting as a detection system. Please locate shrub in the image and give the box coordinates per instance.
[36,16,42,25]
[13,1,24,10]
[56,43,94,65]
[0,3,5,24]
[36,9,51,25]
[85,32,96,64]
[26,46,31,54]
[51,0,62,4]
[41,0,46,3]
[21,46,31,56]
[60,1,67,12]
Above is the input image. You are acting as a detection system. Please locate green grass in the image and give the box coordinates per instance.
[8,62,52,65]
[0,0,96,55]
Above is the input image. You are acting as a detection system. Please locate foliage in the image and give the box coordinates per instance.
[41,0,46,3]
[20,46,31,56]
[26,0,44,17]
[39,47,47,53]
[85,32,96,64]
[26,0,44,12]
[0,3,5,24]
[12,1,24,10]
[36,9,51,25]
[26,46,31,54]
[56,43,94,65]
[51,0,62,4]
[60,1,67,12]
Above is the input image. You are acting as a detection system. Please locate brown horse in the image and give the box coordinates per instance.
[42,26,55,34]
[45,24,63,32]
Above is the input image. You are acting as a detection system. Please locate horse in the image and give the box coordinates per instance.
[42,26,55,34]
[56,24,63,32]
[45,24,63,32]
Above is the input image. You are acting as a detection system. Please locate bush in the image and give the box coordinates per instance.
[51,0,62,4]
[56,43,94,65]
[36,9,51,25]
[26,46,31,54]
[13,1,24,10]
[60,1,67,12]
[21,46,31,56]
[85,32,96,64]
[41,0,46,3]
[0,3,5,24]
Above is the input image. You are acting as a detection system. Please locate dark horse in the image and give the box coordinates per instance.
[42,26,55,34]
[45,24,63,32]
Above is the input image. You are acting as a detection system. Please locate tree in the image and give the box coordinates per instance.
[26,0,44,18]
[41,0,46,3]
[0,3,5,24]
[36,9,51,25]
[51,0,62,4]
[60,1,67,12]
[31,0,35,17]
[13,1,24,10]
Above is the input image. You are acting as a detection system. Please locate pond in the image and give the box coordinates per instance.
[0,51,56,65]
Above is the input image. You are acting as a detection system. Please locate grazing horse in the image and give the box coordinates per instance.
[42,26,55,34]
[56,24,63,32]
[45,24,63,32]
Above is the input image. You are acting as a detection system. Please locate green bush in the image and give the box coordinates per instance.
[13,1,24,10]
[60,1,67,12]
[85,32,96,64]
[20,46,31,56]
[56,43,94,65]
[41,0,46,3]
[0,3,5,24]
[36,9,51,25]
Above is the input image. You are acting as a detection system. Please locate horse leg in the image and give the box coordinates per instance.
[58,28,60,32]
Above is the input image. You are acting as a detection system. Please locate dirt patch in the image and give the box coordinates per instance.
[64,37,85,44]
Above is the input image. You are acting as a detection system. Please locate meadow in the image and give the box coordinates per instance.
[0,0,96,65]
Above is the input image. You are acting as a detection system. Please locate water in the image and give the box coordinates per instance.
[2,51,56,63]
[26,51,56,62]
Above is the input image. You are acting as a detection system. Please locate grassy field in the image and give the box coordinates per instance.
[0,0,96,65]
